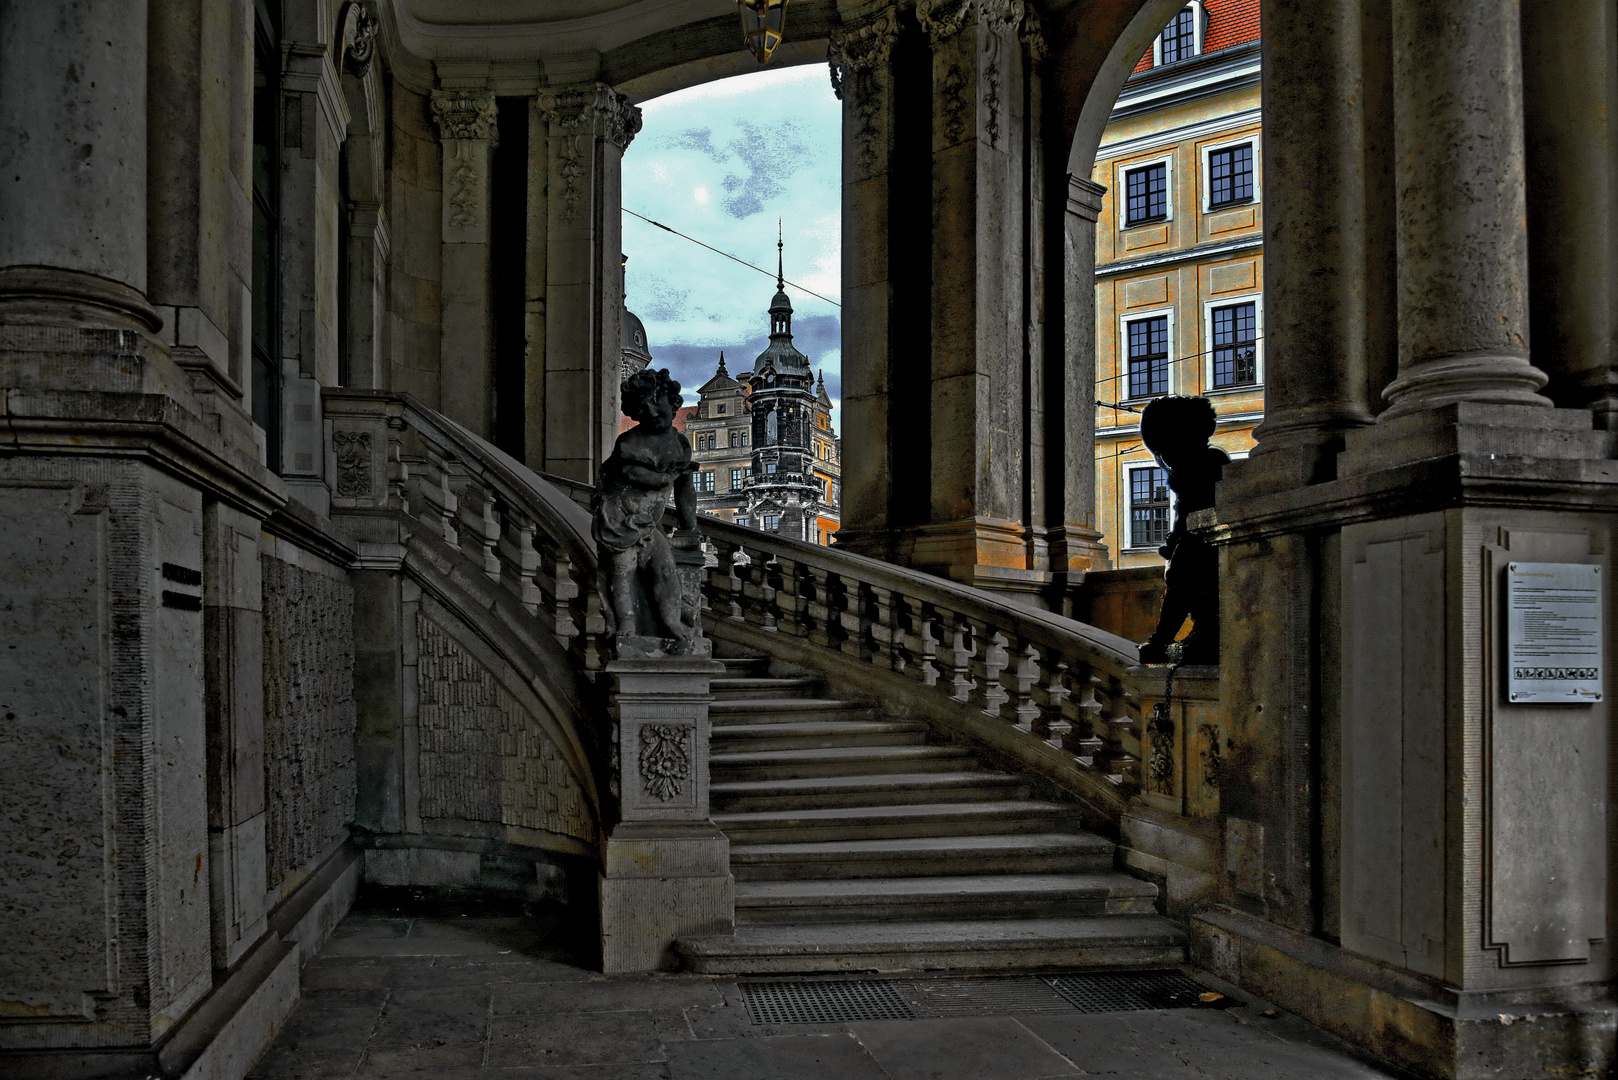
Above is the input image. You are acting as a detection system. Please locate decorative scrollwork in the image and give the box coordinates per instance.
[338,1,380,78]
[1148,703,1175,795]
[431,90,497,141]
[941,64,970,145]
[1197,722,1222,793]
[333,430,373,498]
[639,723,693,801]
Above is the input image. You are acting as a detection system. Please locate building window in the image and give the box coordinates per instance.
[731,467,747,490]
[1126,315,1170,398]
[696,471,715,493]
[764,514,780,531]
[1160,6,1197,63]
[765,462,776,474]
[1211,301,1258,389]
[741,431,749,446]
[737,517,751,527]
[1124,163,1167,226]
[1208,144,1253,209]
[717,403,726,414]
[729,430,738,447]
[766,410,777,443]
[1130,466,1171,549]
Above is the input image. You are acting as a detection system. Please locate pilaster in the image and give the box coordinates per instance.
[529,84,639,484]
[431,89,498,439]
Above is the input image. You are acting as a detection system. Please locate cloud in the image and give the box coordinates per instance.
[622,64,843,425]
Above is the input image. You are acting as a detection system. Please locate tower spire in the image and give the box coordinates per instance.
[777,218,784,291]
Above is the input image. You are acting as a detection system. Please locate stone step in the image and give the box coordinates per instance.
[673,915,1187,975]
[729,832,1116,881]
[710,744,975,782]
[710,698,873,724]
[711,719,930,752]
[710,676,822,700]
[710,770,1030,812]
[733,872,1157,923]
[712,800,1084,844]
[717,657,769,678]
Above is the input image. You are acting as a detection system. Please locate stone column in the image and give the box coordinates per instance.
[600,658,732,973]
[1049,176,1112,590]
[533,84,640,484]
[913,0,1044,592]
[431,89,498,439]
[1227,0,1382,494]
[1375,0,1550,420]
[830,8,903,556]
[1521,0,1618,432]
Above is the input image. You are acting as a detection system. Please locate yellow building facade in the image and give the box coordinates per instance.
[1093,11,1262,568]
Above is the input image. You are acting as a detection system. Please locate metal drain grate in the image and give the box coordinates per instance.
[904,977,1074,1017]
[742,980,917,1024]
[1044,970,1215,1013]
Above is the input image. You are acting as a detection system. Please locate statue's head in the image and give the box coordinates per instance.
[621,367,684,429]
[1139,395,1216,463]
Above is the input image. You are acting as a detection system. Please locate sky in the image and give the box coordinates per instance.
[621,63,842,418]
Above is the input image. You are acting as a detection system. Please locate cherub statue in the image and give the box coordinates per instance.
[593,368,701,654]
[1137,395,1228,666]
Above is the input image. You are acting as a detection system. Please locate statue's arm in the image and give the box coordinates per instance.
[673,464,697,531]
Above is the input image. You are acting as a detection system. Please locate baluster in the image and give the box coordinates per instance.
[743,544,778,631]
[796,560,823,642]
[413,449,458,546]
[504,509,541,615]
[833,575,862,656]
[386,415,408,508]
[1032,645,1072,748]
[969,621,1008,718]
[889,593,914,676]
[1069,673,1107,767]
[1007,640,1040,733]
[865,584,899,670]
[945,616,975,703]
[776,558,808,638]
[460,484,501,582]
[913,606,941,688]
[708,538,746,621]
[1103,686,1141,792]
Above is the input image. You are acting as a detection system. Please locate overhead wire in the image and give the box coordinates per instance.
[623,207,842,307]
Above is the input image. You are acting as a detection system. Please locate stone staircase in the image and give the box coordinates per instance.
[674,656,1187,974]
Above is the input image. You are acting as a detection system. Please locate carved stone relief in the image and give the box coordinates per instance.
[638,723,693,802]
[539,85,643,225]
[338,1,380,77]
[941,64,970,145]
[430,90,497,141]
[1148,703,1175,796]
[332,429,373,498]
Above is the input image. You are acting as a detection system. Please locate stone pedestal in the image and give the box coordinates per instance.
[600,657,732,973]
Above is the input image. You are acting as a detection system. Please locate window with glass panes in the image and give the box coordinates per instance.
[1127,316,1170,398]
[696,471,715,493]
[1211,302,1258,388]
[764,514,780,531]
[731,467,747,490]
[1124,164,1167,226]
[1160,7,1197,63]
[1130,466,1171,548]
[1208,144,1253,208]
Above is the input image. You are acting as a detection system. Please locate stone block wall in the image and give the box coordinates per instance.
[261,547,357,896]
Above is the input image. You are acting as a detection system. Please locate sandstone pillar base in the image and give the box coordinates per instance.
[600,821,734,974]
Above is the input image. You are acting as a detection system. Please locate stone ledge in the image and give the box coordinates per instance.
[1191,906,1618,1080]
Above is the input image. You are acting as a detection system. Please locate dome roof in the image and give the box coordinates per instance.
[621,307,652,360]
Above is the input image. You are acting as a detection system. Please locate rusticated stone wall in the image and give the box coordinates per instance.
[262,554,356,889]
[416,615,592,841]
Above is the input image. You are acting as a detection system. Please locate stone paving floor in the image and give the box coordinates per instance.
[249,899,1416,1080]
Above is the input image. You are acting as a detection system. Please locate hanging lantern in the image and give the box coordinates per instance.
[738,0,789,63]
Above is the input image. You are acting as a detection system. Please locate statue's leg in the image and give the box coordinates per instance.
[609,548,639,637]
[644,532,690,646]
[1140,558,1192,663]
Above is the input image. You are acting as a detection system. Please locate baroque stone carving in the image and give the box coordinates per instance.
[416,615,594,840]
[982,53,1002,147]
[638,723,693,801]
[828,9,900,98]
[430,90,497,141]
[593,368,707,657]
[918,0,975,40]
[1148,704,1175,795]
[446,146,481,228]
[941,64,970,144]
[1196,722,1222,795]
[539,85,640,224]
[338,1,379,78]
[332,429,372,498]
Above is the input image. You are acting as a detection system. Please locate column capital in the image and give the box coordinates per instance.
[430,89,497,141]
[828,7,900,98]
[916,0,1039,48]
[538,83,642,150]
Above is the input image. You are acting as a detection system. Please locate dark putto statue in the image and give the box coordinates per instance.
[1137,395,1227,666]
[592,367,703,655]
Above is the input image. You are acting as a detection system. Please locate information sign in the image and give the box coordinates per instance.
[1505,562,1603,703]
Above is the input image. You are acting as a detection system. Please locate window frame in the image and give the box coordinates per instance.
[1119,155,1173,228]
[1201,293,1264,393]
[1120,306,1176,401]
[696,470,716,493]
[1127,464,1172,551]
[1151,1,1206,66]
[730,467,747,491]
[1200,135,1261,213]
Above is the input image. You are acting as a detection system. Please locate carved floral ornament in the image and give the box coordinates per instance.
[828,9,900,95]
[639,723,693,801]
[333,429,373,498]
[538,84,643,151]
[915,0,1046,59]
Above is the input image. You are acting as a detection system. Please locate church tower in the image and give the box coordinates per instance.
[741,227,828,543]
